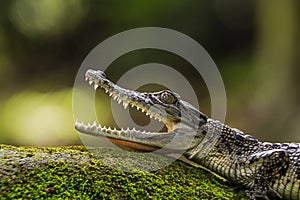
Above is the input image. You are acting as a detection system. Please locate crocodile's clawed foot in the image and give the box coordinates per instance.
[246,188,282,200]
[246,190,270,200]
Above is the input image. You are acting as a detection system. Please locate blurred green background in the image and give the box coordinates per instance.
[0,0,299,146]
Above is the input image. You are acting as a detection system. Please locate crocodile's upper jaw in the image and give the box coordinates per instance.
[75,69,207,151]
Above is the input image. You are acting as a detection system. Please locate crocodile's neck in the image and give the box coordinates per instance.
[184,118,261,184]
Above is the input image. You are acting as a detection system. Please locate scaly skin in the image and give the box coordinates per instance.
[75,69,300,200]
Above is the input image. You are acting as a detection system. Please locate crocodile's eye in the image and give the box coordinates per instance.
[159,92,175,104]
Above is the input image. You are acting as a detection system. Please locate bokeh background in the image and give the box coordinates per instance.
[0,0,299,146]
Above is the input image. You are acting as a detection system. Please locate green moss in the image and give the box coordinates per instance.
[0,144,247,199]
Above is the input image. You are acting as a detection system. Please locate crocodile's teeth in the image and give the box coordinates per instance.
[117,99,122,104]
[88,80,93,85]
[85,77,89,81]
[109,93,113,97]
[94,84,99,90]
[113,96,117,100]
[123,102,129,109]
[105,89,109,93]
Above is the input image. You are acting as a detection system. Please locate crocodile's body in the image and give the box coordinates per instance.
[75,69,300,200]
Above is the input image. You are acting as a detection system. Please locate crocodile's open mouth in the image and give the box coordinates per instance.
[75,69,180,151]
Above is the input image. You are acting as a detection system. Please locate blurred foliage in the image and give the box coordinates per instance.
[9,0,87,38]
[0,0,299,146]
[0,89,77,145]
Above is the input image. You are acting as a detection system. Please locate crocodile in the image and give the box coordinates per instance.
[75,69,300,200]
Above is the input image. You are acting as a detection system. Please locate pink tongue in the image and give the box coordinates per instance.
[100,137,159,152]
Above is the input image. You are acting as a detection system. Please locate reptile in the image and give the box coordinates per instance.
[75,69,300,200]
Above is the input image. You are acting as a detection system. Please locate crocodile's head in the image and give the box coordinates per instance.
[75,69,208,152]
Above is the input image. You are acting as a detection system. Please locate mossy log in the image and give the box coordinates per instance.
[0,144,247,199]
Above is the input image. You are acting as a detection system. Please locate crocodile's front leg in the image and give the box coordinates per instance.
[239,149,290,199]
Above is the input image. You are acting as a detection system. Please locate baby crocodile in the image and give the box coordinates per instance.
[75,69,300,200]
